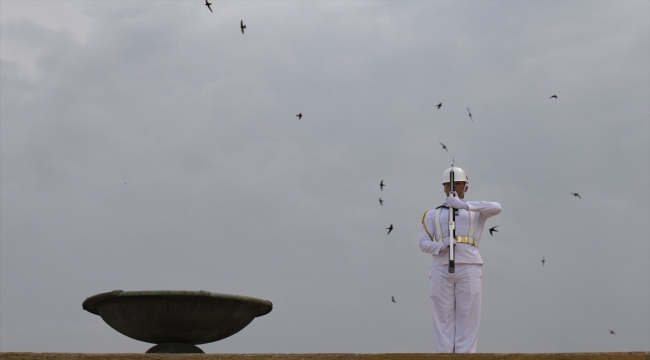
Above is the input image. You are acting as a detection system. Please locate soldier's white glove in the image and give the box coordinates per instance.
[446,196,469,210]
[443,238,456,248]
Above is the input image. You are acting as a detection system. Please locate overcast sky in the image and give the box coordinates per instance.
[1,0,649,354]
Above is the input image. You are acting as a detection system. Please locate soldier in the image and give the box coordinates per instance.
[419,167,501,353]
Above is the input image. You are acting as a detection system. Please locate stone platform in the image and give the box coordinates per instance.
[1,353,648,360]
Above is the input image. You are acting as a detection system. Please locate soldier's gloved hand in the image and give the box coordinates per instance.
[446,196,469,210]
[443,238,456,248]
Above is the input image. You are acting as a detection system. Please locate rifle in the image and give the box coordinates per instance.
[448,157,456,274]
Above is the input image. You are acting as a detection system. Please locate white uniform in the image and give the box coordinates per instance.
[420,200,501,353]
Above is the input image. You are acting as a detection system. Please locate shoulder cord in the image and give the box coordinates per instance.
[421,210,433,240]
[421,208,443,242]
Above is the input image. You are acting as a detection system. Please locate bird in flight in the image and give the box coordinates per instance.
[467,107,473,122]
[609,330,616,335]
[240,20,246,34]
[296,113,302,120]
[386,224,393,234]
[436,103,442,109]
[439,142,448,152]
[380,180,385,191]
[541,257,545,266]
[549,95,558,99]
[571,192,581,199]
[489,225,498,236]
[379,198,384,206]
[391,296,396,303]
[205,0,213,12]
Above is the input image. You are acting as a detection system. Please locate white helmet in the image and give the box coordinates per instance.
[442,167,469,184]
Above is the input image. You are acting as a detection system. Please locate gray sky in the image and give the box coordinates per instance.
[1,0,648,354]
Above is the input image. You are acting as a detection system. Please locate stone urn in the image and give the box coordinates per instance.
[83,290,272,353]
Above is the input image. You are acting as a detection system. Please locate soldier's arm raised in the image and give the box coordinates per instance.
[466,201,502,218]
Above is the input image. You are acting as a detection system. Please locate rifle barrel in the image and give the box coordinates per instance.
[448,160,455,273]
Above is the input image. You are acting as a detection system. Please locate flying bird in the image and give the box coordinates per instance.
[439,142,448,152]
[386,224,393,235]
[436,103,442,109]
[489,225,498,236]
[609,330,616,335]
[571,192,581,199]
[541,257,545,266]
[391,296,396,303]
[467,107,473,122]
[205,0,213,12]
[380,180,385,191]
[379,198,384,206]
[549,95,558,99]
[240,20,246,34]
[296,113,302,120]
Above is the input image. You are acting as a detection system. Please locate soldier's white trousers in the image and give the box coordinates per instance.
[428,263,482,353]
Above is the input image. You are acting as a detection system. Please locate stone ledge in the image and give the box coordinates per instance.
[1,353,648,360]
